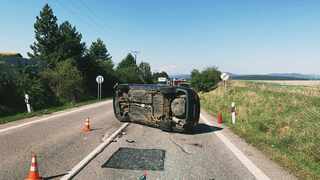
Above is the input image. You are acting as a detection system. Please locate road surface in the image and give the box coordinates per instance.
[0,100,296,180]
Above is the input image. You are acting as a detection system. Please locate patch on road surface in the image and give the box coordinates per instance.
[102,148,165,171]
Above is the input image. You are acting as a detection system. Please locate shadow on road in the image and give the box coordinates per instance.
[43,173,68,180]
[189,123,223,135]
[171,123,223,135]
[89,127,103,132]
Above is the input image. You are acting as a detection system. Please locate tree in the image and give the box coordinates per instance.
[116,53,142,83]
[139,62,153,83]
[56,21,85,63]
[79,39,117,97]
[88,38,111,62]
[190,67,221,92]
[17,73,49,110]
[41,60,84,103]
[152,71,169,83]
[28,4,60,67]
[116,53,136,70]
[0,63,23,115]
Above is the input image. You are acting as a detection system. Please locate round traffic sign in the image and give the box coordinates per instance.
[220,72,230,81]
[96,75,104,84]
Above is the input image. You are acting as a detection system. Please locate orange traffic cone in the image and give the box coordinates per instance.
[25,154,42,180]
[217,112,223,125]
[82,117,91,132]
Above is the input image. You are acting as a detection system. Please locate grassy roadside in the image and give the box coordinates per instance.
[0,97,111,125]
[200,81,320,180]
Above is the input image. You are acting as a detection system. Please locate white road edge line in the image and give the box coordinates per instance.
[0,100,112,134]
[200,113,271,180]
[60,122,129,180]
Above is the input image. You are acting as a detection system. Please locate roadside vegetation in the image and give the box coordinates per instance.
[0,4,169,119]
[190,67,221,92]
[200,80,320,179]
[0,97,111,125]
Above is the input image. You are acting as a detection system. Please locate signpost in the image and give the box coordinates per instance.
[24,94,32,113]
[96,75,104,100]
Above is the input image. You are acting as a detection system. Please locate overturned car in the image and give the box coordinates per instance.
[113,84,200,132]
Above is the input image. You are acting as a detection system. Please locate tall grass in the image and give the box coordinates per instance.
[200,81,320,179]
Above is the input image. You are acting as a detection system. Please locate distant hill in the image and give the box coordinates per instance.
[231,73,320,80]
[0,52,22,58]
[170,74,191,80]
[267,73,320,80]
[0,56,39,66]
[232,75,309,80]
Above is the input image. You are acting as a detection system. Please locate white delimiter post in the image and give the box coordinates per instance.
[25,94,32,113]
[231,102,236,125]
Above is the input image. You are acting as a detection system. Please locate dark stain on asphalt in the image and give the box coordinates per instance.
[189,143,203,148]
[102,147,165,171]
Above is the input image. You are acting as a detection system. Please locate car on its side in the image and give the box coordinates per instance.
[113,84,200,132]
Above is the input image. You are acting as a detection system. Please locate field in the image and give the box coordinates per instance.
[200,80,320,179]
[251,80,320,87]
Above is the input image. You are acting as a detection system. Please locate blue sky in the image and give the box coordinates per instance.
[1,0,320,75]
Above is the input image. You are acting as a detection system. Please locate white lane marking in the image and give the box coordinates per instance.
[200,113,271,180]
[60,123,129,180]
[0,100,112,134]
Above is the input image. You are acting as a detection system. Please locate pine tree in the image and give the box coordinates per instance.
[57,21,85,63]
[89,38,111,62]
[116,53,142,83]
[116,53,136,70]
[28,4,60,67]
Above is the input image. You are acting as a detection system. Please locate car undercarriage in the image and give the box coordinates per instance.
[113,84,200,132]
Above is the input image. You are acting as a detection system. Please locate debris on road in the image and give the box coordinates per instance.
[126,139,135,143]
[169,137,192,154]
[139,171,147,180]
[189,143,203,148]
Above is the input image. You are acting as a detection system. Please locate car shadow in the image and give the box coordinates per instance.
[186,123,223,135]
[169,123,223,135]
[130,122,222,135]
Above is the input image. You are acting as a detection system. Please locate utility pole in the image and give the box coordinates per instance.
[130,50,146,83]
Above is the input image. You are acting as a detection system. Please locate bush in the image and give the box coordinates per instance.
[41,60,84,103]
[191,67,221,92]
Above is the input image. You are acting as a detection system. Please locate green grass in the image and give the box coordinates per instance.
[200,81,320,180]
[0,97,111,125]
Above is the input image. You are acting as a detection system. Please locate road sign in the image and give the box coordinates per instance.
[220,73,230,81]
[96,75,104,84]
[96,75,104,100]
[158,77,167,82]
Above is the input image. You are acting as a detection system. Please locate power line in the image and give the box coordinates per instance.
[70,0,113,33]
[51,0,109,38]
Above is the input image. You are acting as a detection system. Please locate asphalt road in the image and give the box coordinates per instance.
[0,100,296,180]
